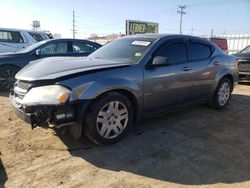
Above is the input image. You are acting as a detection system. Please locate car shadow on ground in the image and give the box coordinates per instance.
[56,93,250,185]
[0,158,7,188]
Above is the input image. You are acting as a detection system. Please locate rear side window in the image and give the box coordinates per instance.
[72,42,97,53]
[156,42,188,64]
[29,32,44,42]
[0,31,23,43]
[191,43,212,61]
[40,42,68,54]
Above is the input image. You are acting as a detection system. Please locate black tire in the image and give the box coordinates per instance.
[212,78,232,109]
[0,65,20,91]
[84,92,134,145]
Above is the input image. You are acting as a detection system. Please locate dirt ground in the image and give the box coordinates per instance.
[0,84,250,188]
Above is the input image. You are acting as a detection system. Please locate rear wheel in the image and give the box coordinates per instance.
[0,65,20,91]
[84,92,133,145]
[212,78,232,109]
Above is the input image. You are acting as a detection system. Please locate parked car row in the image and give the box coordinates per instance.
[0,28,53,53]
[0,38,101,90]
[9,34,239,144]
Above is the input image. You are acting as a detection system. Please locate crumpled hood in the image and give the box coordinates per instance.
[16,57,130,81]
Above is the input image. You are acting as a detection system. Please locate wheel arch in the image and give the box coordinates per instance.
[214,66,235,92]
[86,88,140,123]
[222,74,234,91]
[215,73,234,92]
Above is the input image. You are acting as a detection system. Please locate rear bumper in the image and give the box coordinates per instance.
[9,93,88,129]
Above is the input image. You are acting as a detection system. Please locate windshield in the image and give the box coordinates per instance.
[241,45,250,53]
[89,37,156,64]
[17,40,48,53]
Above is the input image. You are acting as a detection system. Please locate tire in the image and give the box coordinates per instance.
[212,78,232,109]
[84,92,134,145]
[0,65,20,91]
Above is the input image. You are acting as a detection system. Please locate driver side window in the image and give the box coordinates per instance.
[40,42,68,55]
[156,42,188,65]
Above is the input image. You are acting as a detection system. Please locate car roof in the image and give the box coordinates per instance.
[123,34,221,51]
[124,33,206,40]
[0,27,49,34]
[41,38,102,45]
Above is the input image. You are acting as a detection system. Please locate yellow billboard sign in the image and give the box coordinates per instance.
[126,20,159,35]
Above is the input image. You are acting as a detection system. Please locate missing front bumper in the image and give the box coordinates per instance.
[10,94,77,129]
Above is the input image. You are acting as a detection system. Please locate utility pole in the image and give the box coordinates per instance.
[191,27,194,35]
[72,10,77,39]
[177,5,186,34]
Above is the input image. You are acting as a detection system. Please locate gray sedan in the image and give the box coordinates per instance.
[10,34,238,145]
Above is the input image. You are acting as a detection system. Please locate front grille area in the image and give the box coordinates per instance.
[15,81,32,91]
[13,80,33,103]
[238,60,250,72]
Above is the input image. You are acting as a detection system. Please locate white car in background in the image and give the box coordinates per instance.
[0,28,53,53]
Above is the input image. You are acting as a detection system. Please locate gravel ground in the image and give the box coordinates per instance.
[0,84,250,188]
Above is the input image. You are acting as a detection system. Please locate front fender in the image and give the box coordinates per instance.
[67,78,143,122]
[78,78,142,100]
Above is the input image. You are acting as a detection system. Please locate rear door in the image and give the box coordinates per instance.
[143,39,194,113]
[189,40,217,99]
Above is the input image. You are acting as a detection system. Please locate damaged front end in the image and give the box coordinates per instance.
[9,80,78,130]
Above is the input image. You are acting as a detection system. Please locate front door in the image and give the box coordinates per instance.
[143,40,193,113]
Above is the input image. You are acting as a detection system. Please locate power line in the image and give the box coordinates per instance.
[177,5,186,34]
[190,0,250,7]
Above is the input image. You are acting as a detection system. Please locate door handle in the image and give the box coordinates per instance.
[183,67,192,71]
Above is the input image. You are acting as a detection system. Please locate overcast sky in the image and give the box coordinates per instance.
[1,0,250,38]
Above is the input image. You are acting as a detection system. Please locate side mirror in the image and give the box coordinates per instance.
[35,49,41,56]
[151,56,169,66]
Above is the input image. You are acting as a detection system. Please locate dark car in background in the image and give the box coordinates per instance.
[0,39,101,90]
[10,34,238,145]
[233,45,250,79]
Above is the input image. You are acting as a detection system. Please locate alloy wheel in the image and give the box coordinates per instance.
[218,82,230,106]
[0,68,17,90]
[96,101,128,139]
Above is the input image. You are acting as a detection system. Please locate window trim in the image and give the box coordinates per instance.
[189,40,214,62]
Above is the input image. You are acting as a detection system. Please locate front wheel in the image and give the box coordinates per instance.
[84,92,134,145]
[212,78,232,109]
[0,65,20,91]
